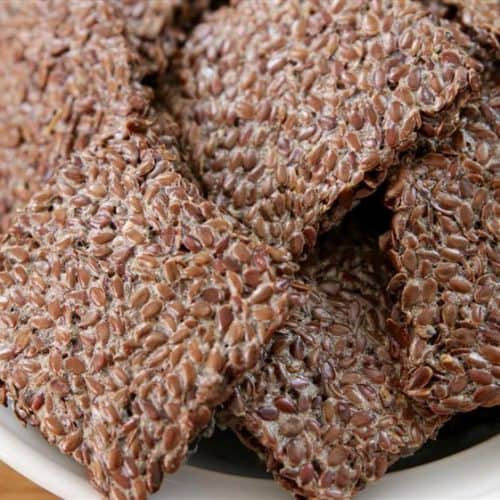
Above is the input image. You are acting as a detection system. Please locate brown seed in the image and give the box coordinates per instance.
[60,430,83,453]
[298,464,314,485]
[286,440,306,466]
[45,416,65,436]
[256,405,279,421]
[147,460,164,492]
[275,396,296,413]
[90,287,107,307]
[469,369,493,386]
[480,345,500,365]
[473,385,500,406]
[250,284,274,304]
[163,425,180,450]
[218,305,234,332]
[407,366,433,390]
[141,300,163,320]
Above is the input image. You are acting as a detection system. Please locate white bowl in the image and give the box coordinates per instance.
[0,405,499,500]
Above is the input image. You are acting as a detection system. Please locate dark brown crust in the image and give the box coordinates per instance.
[443,0,500,52]
[382,74,500,415]
[122,0,212,75]
[171,0,481,259]
[0,2,292,499]
[419,0,451,18]
[220,223,445,499]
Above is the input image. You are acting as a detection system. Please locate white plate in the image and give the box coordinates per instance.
[0,405,499,499]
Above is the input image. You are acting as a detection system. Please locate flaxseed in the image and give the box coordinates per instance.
[0,0,210,234]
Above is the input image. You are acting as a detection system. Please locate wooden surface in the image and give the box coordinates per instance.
[0,461,57,500]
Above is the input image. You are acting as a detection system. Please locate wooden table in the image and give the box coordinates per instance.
[0,461,57,500]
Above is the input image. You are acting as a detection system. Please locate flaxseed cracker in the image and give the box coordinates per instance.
[382,73,500,415]
[171,0,481,259]
[0,0,208,234]
[220,221,445,499]
[0,0,111,234]
[0,2,292,498]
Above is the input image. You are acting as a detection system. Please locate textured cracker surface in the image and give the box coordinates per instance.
[220,222,445,498]
[0,2,292,498]
[171,0,480,258]
[0,0,209,234]
[443,0,500,51]
[382,74,500,414]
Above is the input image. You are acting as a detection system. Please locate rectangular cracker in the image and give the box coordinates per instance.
[382,72,500,414]
[219,221,446,498]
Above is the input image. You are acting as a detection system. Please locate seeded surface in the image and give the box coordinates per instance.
[0,0,208,235]
[0,0,115,234]
[219,220,445,498]
[0,2,292,499]
[122,0,212,76]
[170,0,481,259]
[124,0,211,36]
[443,0,500,52]
[0,1,497,498]
[381,73,500,415]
